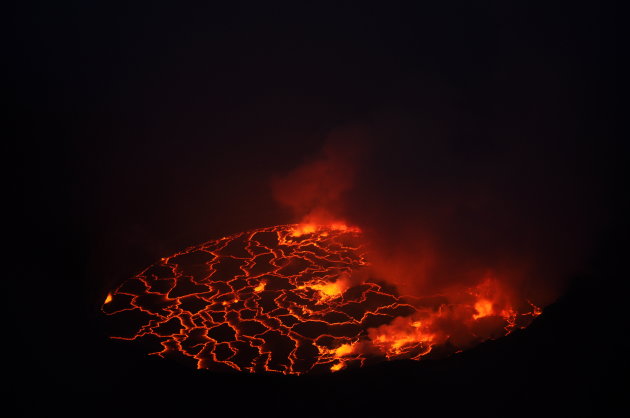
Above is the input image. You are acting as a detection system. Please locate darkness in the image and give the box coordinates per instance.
[9,1,623,417]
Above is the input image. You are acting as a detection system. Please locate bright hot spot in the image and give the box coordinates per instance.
[102,224,541,374]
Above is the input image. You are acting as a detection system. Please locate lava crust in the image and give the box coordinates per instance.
[102,224,540,374]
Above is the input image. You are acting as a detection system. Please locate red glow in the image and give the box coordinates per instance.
[102,224,541,374]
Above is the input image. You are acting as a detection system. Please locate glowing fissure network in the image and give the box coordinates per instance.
[102,224,541,374]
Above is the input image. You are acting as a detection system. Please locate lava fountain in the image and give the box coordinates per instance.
[102,223,541,374]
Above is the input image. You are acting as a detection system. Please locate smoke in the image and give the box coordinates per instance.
[271,111,604,309]
[271,125,369,225]
[349,113,597,304]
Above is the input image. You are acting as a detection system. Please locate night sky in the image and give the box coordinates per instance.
[9,2,623,417]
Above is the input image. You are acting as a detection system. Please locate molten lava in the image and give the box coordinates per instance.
[102,224,541,374]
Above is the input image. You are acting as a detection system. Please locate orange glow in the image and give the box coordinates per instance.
[330,362,345,372]
[103,223,542,374]
[334,343,355,357]
[300,277,350,301]
[473,299,494,319]
[369,317,436,357]
[291,223,318,237]
[290,222,360,237]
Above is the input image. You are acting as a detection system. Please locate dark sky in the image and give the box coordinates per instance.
[9,2,622,417]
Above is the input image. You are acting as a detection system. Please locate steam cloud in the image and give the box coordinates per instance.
[271,112,601,309]
[271,125,368,226]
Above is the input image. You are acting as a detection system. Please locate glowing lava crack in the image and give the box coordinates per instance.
[102,224,541,374]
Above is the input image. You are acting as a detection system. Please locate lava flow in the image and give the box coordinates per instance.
[102,224,541,374]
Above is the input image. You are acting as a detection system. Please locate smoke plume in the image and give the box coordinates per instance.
[271,113,602,309]
[271,125,369,225]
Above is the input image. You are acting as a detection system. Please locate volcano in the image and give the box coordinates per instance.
[102,224,541,374]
